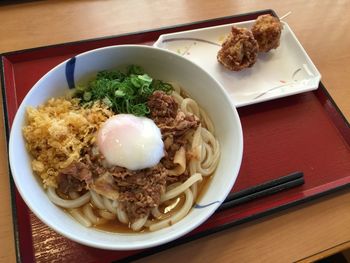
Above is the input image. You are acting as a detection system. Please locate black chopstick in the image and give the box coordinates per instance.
[218,171,304,212]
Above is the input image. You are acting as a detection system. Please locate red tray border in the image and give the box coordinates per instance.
[2,9,350,263]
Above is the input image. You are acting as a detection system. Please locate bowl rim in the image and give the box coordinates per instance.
[8,44,243,250]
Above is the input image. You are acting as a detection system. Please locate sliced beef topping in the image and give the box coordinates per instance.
[90,172,119,200]
[160,111,199,137]
[114,165,167,220]
[57,173,84,194]
[148,91,178,124]
[148,91,200,137]
[57,161,92,194]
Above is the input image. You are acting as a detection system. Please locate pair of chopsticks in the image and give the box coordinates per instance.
[218,171,304,211]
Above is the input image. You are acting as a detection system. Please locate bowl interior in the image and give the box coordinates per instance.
[9,45,243,250]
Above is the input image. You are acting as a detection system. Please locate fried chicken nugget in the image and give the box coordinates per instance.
[251,14,283,52]
[217,26,258,71]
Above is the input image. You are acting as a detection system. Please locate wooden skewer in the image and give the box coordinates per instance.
[280,11,292,20]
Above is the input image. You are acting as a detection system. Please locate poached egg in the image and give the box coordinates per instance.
[97,114,164,170]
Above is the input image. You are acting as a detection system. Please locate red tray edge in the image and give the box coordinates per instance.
[2,9,350,263]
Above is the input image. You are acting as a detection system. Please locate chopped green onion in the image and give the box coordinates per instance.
[74,65,173,116]
[83,91,92,101]
[114,90,125,97]
[102,97,113,107]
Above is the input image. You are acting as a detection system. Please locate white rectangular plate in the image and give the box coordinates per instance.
[153,20,321,107]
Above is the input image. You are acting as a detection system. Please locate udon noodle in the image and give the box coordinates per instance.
[24,81,220,232]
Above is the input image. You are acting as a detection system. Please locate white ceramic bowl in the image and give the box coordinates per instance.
[9,45,243,250]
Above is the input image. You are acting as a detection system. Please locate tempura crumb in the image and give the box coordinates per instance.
[23,98,113,188]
